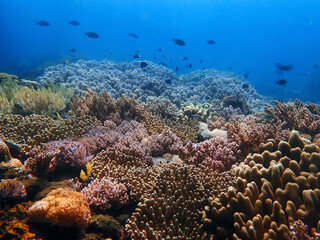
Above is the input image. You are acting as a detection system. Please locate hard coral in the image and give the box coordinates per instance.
[28,188,91,228]
[202,130,320,240]
[81,177,129,211]
[181,137,241,171]
[265,99,320,136]
[0,179,27,200]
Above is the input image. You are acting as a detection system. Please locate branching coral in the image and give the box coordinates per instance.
[81,177,129,211]
[11,86,66,115]
[180,137,241,171]
[0,114,98,153]
[71,89,145,125]
[265,99,320,136]
[202,131,320,239]
[28,188,91,228]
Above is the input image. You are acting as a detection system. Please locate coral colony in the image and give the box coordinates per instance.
[1,60,320,239]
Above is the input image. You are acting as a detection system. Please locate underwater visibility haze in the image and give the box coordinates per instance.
[1,0,320,239]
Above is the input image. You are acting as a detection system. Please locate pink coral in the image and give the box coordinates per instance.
[0,179,27,200]
[81,177,129,211]
[180,137,241,171]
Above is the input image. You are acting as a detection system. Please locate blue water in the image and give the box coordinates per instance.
[1,0,320,103]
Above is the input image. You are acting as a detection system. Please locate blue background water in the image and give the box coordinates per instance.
[0,0,319,103]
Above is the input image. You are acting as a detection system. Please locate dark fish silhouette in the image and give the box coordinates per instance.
[173,39,185,46]
[313,64,318,68]
[207,40,215,45]
[228,66,233,70]
[158,48,162,52]
[275,79,287,85]
[243,71,250,79]
[242,83,249,89]
[36,21,50,26]
[128,33,138,38]
[276,63,293,71]
[175,67,179,72]
[153,56,157,59]
[165,79,172,84]
[85,32,99,38]
[133,54,140,59]
[69,48,77,53]
[140,61,148,68]
[69,20,80,26]
[200,59,203,63]
[186,64,192,68]
[181,56,188,61]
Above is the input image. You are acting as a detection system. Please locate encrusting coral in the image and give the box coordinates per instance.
[28,187,91,228]
[202,130,320,239]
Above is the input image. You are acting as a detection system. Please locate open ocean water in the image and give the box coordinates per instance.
[1,1,320,240]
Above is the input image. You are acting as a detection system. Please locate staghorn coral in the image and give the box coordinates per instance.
[71,89,145,125]
[265,99,320,136]
[0,179,27,200]
[28,188,91,228]
[202,130,320,240]
[125,160,236,239]
[180,137,241,171]
[10,86,66,116]
[0,114,98,153]
[81,177,129,211]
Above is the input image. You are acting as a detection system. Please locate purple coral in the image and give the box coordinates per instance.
[181,137,241,171]
[81,177,129,211]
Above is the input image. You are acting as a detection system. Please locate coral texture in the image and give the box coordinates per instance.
[28,188,91,228]
[81,177,129,211]
[265,99,320,135]
[180,137,241,171]
[0,179,27,200]
[202,130,320,239]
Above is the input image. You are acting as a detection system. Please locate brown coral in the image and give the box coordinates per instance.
[265,99,320,136]
[28,188,91,228]
[71,89,145,125]
[202,130,320,240]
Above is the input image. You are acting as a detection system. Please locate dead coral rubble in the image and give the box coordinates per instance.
[202,130,320,239]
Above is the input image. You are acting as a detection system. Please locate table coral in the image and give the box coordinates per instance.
[202,130,320,239]
[81,177,129,211]
[28,188,91,228]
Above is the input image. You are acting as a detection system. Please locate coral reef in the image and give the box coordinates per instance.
[81,177,129,211]
[0,114,98,153]
[37,59,267,111]
[202,130,320,239]
[0,179,27,200]
[28,188,91,228]
[125,160,236,239]
[181,137,241,171]
[71,89,145,125]
[265,99,320,136]
[0,221,36,240]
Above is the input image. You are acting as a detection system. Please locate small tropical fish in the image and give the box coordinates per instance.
[175,67,179,72]
[186,64,192,68]
[207,40,215,45]
[140,61,148,68]
[85,32,99,38]
[133,54,140,59]
[69,48,77,53]
[128,33,138,38]
[181,56,188,61]
[69,20,80,26]
[260,114,275,120]
[275,79,287,85]
[36,21,50,26]
[276,63,293,71]
[242,83,249,89]
[165,79,172,84]
[158,48,162,52]
[172,39,185,46]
